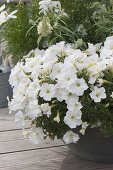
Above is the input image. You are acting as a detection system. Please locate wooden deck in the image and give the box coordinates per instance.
[0,108,113,170]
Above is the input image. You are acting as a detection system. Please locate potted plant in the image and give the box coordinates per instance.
[8,0,113,164]
[0,3,17,107]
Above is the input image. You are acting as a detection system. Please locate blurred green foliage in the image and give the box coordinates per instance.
[2,1,40,64]
[61,0,113,43]
[1,0,113,64]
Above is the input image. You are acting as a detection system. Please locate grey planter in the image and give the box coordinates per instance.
[0,57,2,65]
[67,128,113,164]
[0,72,12,107]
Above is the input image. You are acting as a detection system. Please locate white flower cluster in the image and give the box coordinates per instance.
[0,4,17,26]
[9,36,113,145]
[39,0,61,15]
[37,0,67,37]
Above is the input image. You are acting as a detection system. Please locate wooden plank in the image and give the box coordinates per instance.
[0,108,17,131]
[0,115,14,121]
[0,137,64,154]
[0,120,31,132]
[1,160,113,170]
[0,108,15,122]
[1,159,113,170]
[0,108,30,131]
[0,108,9,114]
[0,121,20,132]
[0,124,64,153]
[0,146,113,170]
[0,130,23,142]
[0,108,13,121]
[0,146,71,168]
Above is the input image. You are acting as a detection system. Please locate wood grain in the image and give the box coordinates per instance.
[0,147,113,170]
[0,107,113,170]
[0,137,64,154]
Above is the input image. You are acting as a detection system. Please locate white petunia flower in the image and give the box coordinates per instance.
[63,91,79,104]
[24,57,41,73]
[26,80,41,100]
[54,88,65,102]
[50,62,63,80]
[55,87,79,103]
[90,86,106,103]
[40,62,53,78]
[29,127,45,145]
[88,76,97,84]
[100,36,113,59]
[85,43,97,55]
[39,83,55,101]
[9,95,27,112]
[15,111,25,128]
[11,83,28,111]
[13,83,28,99]
[64,110,82,129]
[67,101,83,111]
[86,54,100,69]
[104,36,113,49]
[64,49,87,69]
[9,62,30,87]
[58,71,77,88]
[88,60,107,76]
[68,78,88,96]
[63,131,79,144]
[85,43,101,56]
[41,103,51,117]
[26,100,42,120]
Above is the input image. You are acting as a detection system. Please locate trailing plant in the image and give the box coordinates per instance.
[9,35,113,144]
[8,0,113,145]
